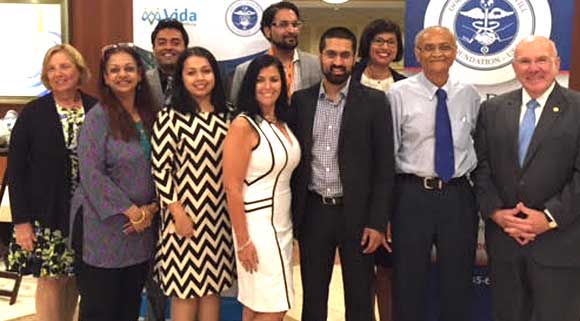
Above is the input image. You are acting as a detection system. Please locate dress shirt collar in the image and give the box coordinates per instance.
[521,81,556,108]
[267,48,300,64]
[318,77,351,103]
[417,72,454,101]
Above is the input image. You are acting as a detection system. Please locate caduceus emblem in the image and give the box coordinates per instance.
[234,6,257,30]
[459,0,515,54]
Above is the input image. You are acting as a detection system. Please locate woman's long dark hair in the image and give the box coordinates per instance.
[236,55,290,123]
[99,45,156,141]
[170,47,228,115]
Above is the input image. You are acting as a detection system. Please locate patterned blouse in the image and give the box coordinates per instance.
[56,103,85,196]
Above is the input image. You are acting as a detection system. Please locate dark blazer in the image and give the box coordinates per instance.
[8,92,97,234]
[290,81,395,239]
[351,60,406,84]
[473,83,580,267]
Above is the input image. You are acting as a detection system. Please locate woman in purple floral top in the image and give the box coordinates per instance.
[71,44,158,321]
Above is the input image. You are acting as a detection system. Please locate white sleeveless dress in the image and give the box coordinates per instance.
[235,115,301,312]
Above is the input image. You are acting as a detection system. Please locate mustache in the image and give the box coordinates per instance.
[330,66,346,72]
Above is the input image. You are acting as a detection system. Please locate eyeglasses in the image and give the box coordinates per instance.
[371,38,397,47]
[271,20,304,29]
[417,43,456,54]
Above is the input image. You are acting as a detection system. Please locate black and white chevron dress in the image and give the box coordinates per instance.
[151,107,235,298]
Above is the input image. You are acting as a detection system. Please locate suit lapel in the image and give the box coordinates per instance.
[522,84,565,168]
[502,91,522,170]
[302,86,319,151]
[338,83,357,150]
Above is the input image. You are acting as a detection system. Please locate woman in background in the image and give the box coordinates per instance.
[151,46,235,321]
[223,55,300,321]
[353,18,406,321]
[7,44,96,321]
[72,44,158,321]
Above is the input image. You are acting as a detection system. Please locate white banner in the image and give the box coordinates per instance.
[133,0,278,61]
[0,3,62,98]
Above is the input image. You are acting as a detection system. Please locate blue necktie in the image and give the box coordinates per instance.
[518,99,540,166]
[435,89,455,182]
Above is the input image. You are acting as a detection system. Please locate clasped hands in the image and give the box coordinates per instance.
[123,202,159,234]
[491,202,551,246]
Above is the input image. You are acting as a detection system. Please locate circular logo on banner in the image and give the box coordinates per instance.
[424,0,551,84]
[226,0,263,37]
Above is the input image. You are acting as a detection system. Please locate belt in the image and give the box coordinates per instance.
[398,174,468,191]
[309,191,343,206]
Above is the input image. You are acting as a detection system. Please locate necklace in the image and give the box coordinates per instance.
[263,115,278,124]
[365,64,392,83]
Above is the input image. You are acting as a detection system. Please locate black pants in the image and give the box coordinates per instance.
[144,214,166,321]
[77,261,148,321]
[392,176,478,321]
[490,252,580,321]
[144,264,166,321]
[299,192,375,321]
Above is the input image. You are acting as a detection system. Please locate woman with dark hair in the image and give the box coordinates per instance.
[72,44,159,321]
[7,44,96,321]
[223,55,300,321]
[151,46,235,321]
[354,19,406,92]
[354,18,406,321]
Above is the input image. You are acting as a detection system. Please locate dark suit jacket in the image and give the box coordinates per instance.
[290,81,395,239]
[8,92,97,234]
[473,83,580,267]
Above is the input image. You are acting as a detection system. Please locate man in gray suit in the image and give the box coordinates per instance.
[144,19,188,321]
[147,19,188,109]
[474,36,580,321]
[229,1,320,104]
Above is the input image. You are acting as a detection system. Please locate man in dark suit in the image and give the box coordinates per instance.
[473,36,580,321]
[290,26,394,321]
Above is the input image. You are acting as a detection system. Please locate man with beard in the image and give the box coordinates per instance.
[387,26,480,321]
[290,26,394,321]
[147,19,188,109]
[229,1,320,104]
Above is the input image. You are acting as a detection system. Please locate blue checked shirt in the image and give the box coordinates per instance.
[309,79,350,197]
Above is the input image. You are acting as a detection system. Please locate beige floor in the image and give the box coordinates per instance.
[0,263,351,321]
[285,265,347,321]
[0,274,36,321]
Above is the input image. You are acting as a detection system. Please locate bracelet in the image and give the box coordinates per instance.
[130,209,146,224]
[237,239,252,252]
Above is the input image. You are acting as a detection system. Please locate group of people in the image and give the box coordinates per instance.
[6,2,580,321]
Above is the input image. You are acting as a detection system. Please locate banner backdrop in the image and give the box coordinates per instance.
[405,0,574,85]
[133,0,278,67]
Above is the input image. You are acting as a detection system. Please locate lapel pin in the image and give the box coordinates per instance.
[553,106,560,113]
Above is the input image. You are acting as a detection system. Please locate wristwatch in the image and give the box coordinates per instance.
[543,210,558,229]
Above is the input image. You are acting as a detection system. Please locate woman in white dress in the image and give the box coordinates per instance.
[223,55,301,321]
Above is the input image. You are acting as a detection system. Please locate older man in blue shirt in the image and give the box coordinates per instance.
[387,26,480,321]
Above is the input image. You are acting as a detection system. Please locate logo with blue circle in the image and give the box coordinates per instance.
[424,0,552,84]
[226,0,262,37]
[455,0,518,56]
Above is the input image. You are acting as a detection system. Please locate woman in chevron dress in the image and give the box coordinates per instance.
[223,55,301,321]
[151,47,235,321]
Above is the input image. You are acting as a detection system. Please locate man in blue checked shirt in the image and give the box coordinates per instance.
[290,26,395,321]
